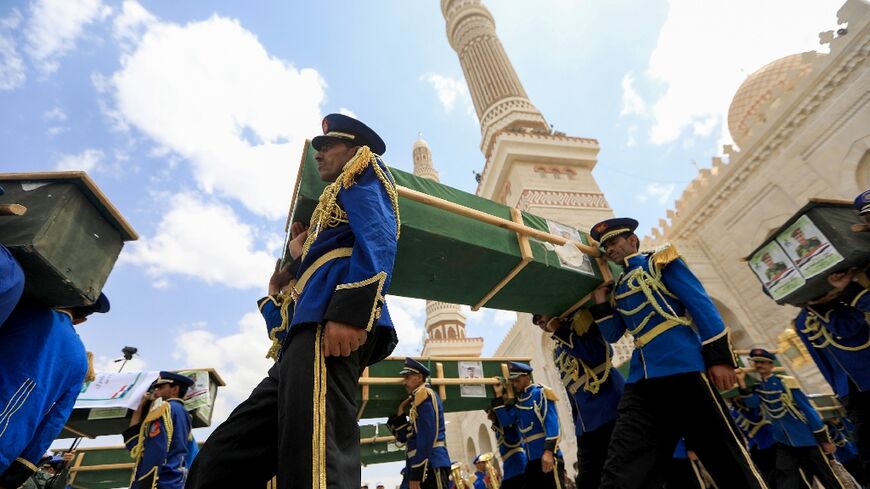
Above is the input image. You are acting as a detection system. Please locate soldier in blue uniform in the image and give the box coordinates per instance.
[124,372,194,489]
[587,217,767,489]
[491,361,565,489]
[793,261,870,485]
[731,393,778,485]
[188,114,400,489]
[739,348,845,489]
[471,454,489,489]
[0,243,24,327]
[0,293,109,489]
[532,312,624,489]
[386,358,451,489]
[487,409,526,489]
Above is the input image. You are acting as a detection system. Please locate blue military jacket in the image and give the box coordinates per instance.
[124,398,193,489]
[590,246,736,383]
[743,375,828,448]
[492,419,527,480]
[828,420,858,463]
[730,398,775,450]
[472,470,487,489]
[794,281,870,398]
[388,385,451,481]
[493,384,562,462]
[0,306,87,486]
[0,245,24,327]
[551,321,623,435]
[260,157,399,359]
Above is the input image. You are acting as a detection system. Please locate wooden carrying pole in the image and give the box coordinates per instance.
[396,185,601,257]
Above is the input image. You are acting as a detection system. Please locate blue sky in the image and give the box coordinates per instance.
[1,0,845,484]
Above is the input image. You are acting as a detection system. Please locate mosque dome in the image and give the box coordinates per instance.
[727,52,819,148]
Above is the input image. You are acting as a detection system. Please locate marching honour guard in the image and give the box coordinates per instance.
[533,312,624,489]
[188,113,400,489]
[588,217,768,489]
[488,409,526,489]
[124,372,194,489]
[387,358,451,489]
[739,349,846,489]
[492,361,565,489]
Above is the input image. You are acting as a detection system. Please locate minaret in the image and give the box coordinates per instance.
[414,137,483,357]
[441,0,612,231]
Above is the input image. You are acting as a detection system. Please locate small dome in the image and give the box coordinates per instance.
[413,138,430,151]
[727,52,819,148]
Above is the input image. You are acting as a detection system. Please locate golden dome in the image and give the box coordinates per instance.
[727,53,818,148]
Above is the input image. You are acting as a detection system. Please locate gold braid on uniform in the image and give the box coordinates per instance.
[265,292,294,360]
[301,145,401,261]
[799,314,870,352]
[130,401,174,463]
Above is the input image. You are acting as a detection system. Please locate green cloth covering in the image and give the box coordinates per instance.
[289,142,621,316]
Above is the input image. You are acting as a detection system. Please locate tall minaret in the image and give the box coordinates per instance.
[414,137,483,357]
[442,0,612,231]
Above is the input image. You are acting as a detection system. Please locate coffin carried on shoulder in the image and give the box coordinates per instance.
[360,423,405,466]
[287,142,619,316]
[356,356,532,420]
[59,368,225,439]
[0,172,137,307]
[745,199,870,305]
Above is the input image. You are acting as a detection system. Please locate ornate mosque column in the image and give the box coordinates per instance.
[441,0,612,231]
[414,137,484,358]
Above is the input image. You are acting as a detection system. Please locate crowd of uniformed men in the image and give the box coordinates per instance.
[0,113,868,489]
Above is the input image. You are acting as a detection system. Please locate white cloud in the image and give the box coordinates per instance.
[24,0,111,73]
[629,0,843,146]
[173,312,274,426]
[92,353,147,373]
[55,149,104,172]
[106,10,326,219]
[0,9,25,91]
[44,106,67,121]
[422,73,471,113]
[112,0,156,52]
[619,73,647,117]
[637,182,676,205]
[386,296,426,355]
[122,192,277,289]
[338,107,356,118]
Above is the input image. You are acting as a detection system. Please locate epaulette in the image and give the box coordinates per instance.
[650,243,680,269]
[539,384,560,402]
[570,309,593,336]
[780,375,801,390]
[413,386,433,407]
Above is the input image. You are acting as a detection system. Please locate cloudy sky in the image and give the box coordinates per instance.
[1,0,845,485]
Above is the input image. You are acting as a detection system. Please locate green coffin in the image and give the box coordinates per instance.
[746,199,870,305]
[357,356,531,419]
[0,172,137,307]
[288,142,619,316]
[360,423,405,466]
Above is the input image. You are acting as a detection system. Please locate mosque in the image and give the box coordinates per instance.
[401,0,870,479]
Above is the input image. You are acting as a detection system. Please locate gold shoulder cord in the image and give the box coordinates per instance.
[801,314,870,352]
[130,402,174,470]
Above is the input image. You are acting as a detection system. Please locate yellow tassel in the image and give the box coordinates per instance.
[570,310,593,336]
[85,351,95,383]
[652,243,680,269]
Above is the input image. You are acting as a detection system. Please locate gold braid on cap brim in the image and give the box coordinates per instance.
[301,145,400,261]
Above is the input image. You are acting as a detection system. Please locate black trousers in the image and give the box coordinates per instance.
[186,324,395,489]
[576,420,615,489]
[846,382,870,487]
[775,444,846,489]
[662,457,705,489]
[523,457,565,489]
[501,474,524,489]
[418,466,450,489]
[751,446,777,487]
[599,372,768,489]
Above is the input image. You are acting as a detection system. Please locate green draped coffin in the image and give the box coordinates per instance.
[0,172,137,307]
[287,142,619,316]
[357,356,531,419]
[746,199,870,305]
[360,423,405,466]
